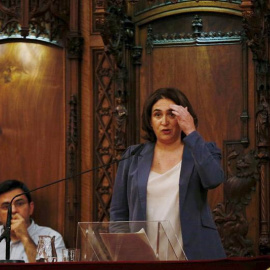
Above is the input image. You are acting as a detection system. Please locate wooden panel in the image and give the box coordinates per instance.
[0,42,65,235]
[150,45,243,144]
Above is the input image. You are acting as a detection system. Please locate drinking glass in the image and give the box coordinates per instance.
[62,248,80,262]
[36,235,57,262]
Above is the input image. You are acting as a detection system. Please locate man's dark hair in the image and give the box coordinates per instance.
[0,179,32,203]
[142,87,198,142]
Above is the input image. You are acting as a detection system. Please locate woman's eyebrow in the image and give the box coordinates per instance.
[153,108,174,112]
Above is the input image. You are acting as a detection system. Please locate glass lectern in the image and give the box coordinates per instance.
[76,221,187,261]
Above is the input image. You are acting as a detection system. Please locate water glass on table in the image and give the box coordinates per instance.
[62,248,80,262]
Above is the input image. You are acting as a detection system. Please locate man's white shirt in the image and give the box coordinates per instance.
[0,219,65,262]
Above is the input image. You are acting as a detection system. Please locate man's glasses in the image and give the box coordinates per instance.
[0,199,28,211]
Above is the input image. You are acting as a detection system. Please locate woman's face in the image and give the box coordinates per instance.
[150,98,181,144]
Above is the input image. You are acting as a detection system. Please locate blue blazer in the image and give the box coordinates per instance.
[110,131,226,260]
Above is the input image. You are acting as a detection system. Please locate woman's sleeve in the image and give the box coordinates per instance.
[183,131,225,189]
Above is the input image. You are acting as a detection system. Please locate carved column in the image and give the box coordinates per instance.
[64,0,83,247]
[92,0,141,221]
[241,0,270,255]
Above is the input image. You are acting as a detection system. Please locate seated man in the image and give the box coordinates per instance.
[0,179,66,262]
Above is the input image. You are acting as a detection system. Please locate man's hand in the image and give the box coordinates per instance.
[11,213,29,241]
[11,214,37,262]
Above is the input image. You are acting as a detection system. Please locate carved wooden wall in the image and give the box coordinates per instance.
[93,0,270,257]
[0,0,83,248]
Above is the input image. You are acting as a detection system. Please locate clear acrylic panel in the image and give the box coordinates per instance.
[76,221,187,261]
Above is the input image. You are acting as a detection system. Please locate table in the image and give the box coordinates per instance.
[0,256,270,270]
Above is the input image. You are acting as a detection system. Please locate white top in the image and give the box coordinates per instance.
[0,219,66,262]
[146,161,185,259]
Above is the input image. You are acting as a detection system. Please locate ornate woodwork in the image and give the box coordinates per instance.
[65,94,80,247]
[92,0,106,34]
[241,0,270,255]
[211,0,270,256]
[93,0,139,221]
[0,0,70,43]
[213,144,259,257]
[93,49,116,221]
[145,15,243,52]
[66,35,84,59]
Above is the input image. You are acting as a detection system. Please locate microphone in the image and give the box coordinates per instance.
[0,205,13,262]
[0,143,145,263]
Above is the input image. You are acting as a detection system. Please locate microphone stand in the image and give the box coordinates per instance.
[0,200,24,263]
[0,143,145,263]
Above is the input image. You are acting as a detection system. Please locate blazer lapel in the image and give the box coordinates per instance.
[137,142,154,219]
[180,146,194,212]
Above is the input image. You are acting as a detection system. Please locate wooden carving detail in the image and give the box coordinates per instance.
[241,0,270,255]
[114,93,128,149]
[146,24,154,54]
[94,50,115,221]
[0,1,20,36]
[29,1,69,42]
[67,94,78,176]
[212,0,270,257]
[0,0,70,44]
[192,15,203,37]
[146,15,243,53]
[65,94,80,248]
[66,94,79,216]
[101,1,135,152]
[131,45,143,65]
[95,1,130,221]
[213,145,259,257]
[93,0,139,221]
[241,0,267,61]
[92,0,106,33]
[256,72,270,148]
[256,61,270,255]
[67,35,84,59]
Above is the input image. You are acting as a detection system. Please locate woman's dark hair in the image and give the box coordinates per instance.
[0,179,32,203]
[142,87,198,142]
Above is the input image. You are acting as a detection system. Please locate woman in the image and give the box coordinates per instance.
[110,87,226,260]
